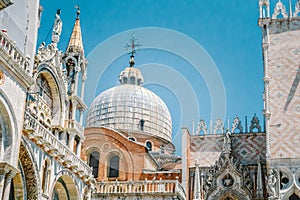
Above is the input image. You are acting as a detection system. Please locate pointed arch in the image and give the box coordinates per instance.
[259,0,270,18]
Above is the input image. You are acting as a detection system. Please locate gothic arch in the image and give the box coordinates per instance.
[205,149,252,200]
[33,64,67,126]
[18,141,40,199]
[49,170,79,200]
[280,167,300,200]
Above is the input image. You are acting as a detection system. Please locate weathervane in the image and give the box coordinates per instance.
[125,33,141,67]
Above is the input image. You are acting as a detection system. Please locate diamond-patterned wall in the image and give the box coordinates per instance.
[188,133,266,167]
[267,20,300,159]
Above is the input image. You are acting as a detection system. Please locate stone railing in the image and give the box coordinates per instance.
[23,111,93,184]
[0,30,32,78]
[95,179,186,200]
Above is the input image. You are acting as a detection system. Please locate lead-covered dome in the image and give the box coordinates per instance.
[85,66,172,142]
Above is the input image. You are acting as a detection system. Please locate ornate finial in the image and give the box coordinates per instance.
[75,5,80,19]
[272,0,288,19]
[125,34,141,67]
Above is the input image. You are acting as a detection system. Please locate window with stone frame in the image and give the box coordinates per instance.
[108,155,119,178]
[89,151,100,178]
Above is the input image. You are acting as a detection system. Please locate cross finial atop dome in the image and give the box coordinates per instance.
[125,33,141,67]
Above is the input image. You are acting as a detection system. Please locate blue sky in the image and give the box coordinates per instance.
[38,0,291,154]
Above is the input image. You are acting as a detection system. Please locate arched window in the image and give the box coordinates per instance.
[139,119,145,131]
[130,77,135,84]
[146,141,152,151]
[123,77,128,84]
[108,155,119,178]
[89,151,100,178]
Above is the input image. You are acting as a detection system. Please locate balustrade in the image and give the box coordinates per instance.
[23,111,93,183]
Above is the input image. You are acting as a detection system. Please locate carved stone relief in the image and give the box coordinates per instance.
[19,143,38,200]
[0,70,4,85]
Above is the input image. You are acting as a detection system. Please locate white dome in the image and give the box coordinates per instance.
[85,84,172,142]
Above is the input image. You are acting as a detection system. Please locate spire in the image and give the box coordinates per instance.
[193,160,201,200]
[294,0,300,17]
[125,34,141,67]
[66,5,84,54]
[289,0,293,18]
[256,158,264,199]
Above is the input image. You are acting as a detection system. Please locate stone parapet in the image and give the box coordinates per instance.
[0,30,33,88]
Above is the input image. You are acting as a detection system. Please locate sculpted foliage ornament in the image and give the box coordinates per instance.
[0,70,4,85]
[197,118,207,134]
[214,119,224,134]
[34,9,63,70]
[231,116,243,133]
[250,114,261,133]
